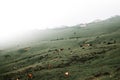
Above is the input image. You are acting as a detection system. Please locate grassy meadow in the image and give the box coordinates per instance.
[0,16,120,80]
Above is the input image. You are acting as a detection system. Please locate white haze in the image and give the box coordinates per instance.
[0,0,120,49]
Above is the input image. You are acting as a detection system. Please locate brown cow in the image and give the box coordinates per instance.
[28,73,33,79]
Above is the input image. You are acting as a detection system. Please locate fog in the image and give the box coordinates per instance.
[0,0,120,49]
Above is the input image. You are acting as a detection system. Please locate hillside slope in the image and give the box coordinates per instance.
[0,16,120,80]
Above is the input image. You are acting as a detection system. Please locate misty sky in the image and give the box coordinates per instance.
[0,0,120,42]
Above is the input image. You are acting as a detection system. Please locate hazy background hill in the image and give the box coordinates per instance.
[1,15,120,50]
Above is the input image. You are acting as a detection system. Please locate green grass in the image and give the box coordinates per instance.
[0,16,120,80]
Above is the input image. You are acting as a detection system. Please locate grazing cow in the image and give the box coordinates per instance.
[16,78,20,80]
[65,72,69,77]
[60,48,64,51]
[28,73,33,79]
[24,47,31,51]
[80,45,83,47]
[83,44,90,47]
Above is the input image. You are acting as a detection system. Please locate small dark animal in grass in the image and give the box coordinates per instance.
[107,42,113,45]
[80,45,83,47]
[60,48,64,51]
[89,44,92,46]
[68,48,71,50]
[82,47,85,49]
